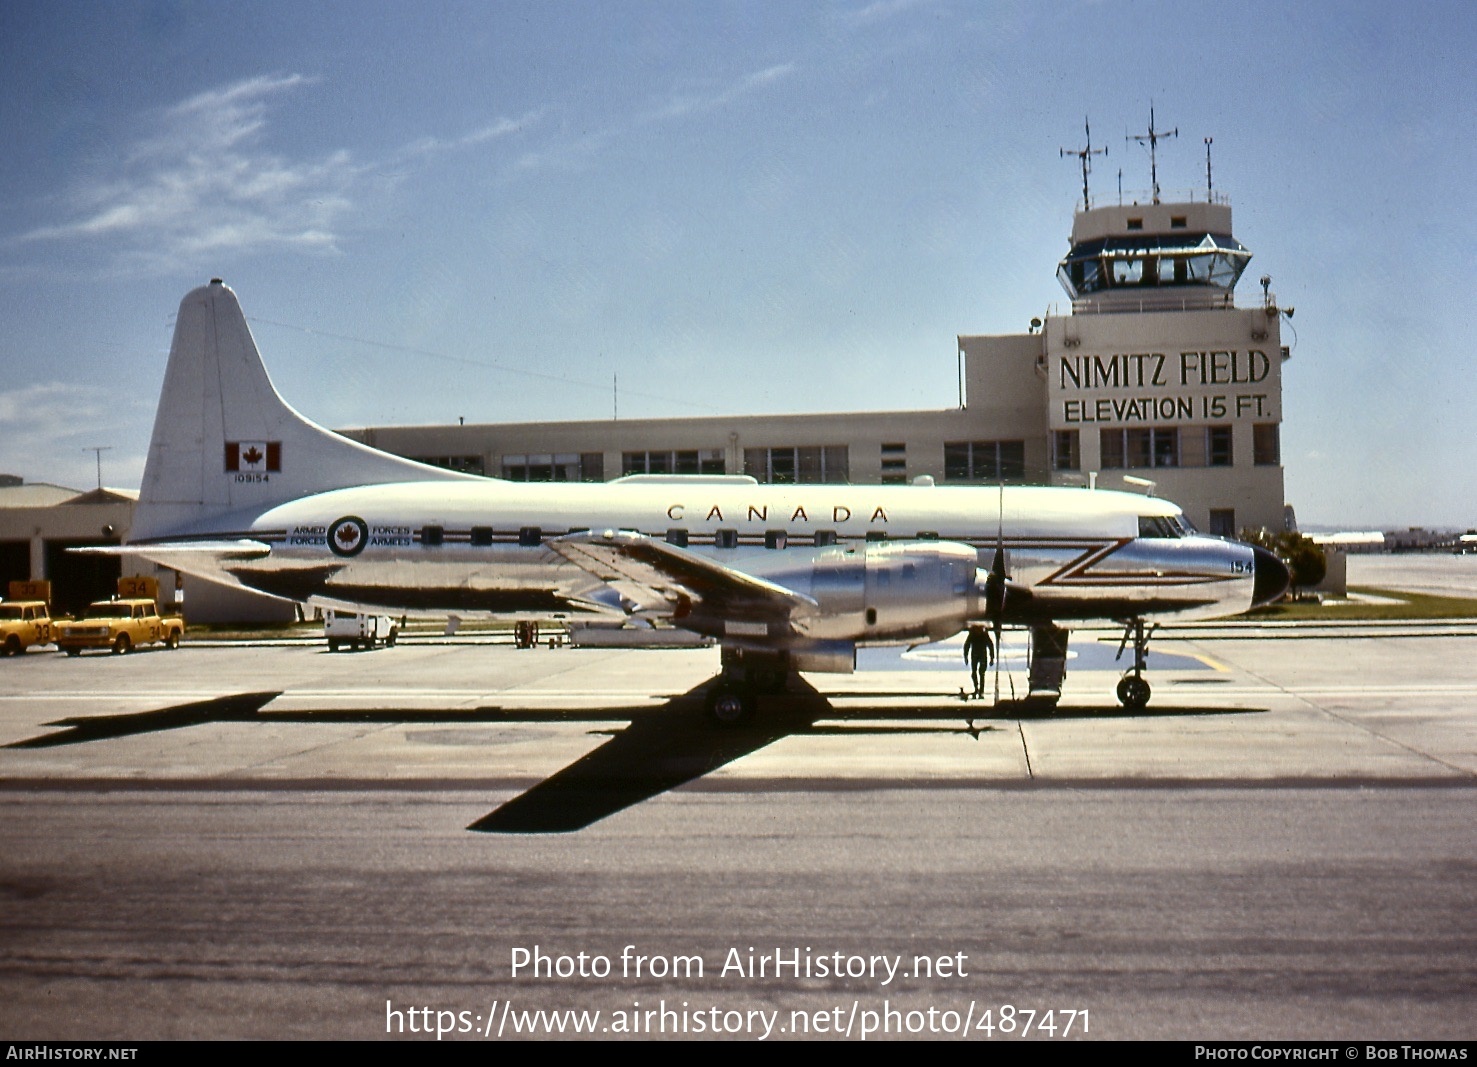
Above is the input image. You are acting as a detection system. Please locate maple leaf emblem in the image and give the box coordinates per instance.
[242,446,264,466]
[336,524,361,547]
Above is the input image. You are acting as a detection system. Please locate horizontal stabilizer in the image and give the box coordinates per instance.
[72,540,272,562]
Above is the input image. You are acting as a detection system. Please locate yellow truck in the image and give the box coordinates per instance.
[1,580,55,656]
[57,577,184,656]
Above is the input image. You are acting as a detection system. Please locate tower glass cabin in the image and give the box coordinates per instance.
[1056,201,1250,313]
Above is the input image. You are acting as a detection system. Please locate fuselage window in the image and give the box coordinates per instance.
[421,524,444,546]
[518,526,542,547]
[666,528,689,547]
[470,526,494,547]
[764,530,787,550]
[866,530,887,542]
[814,530,838,547]
[715,529,738,549]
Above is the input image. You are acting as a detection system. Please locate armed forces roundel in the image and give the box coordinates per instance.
[328,516,369,557]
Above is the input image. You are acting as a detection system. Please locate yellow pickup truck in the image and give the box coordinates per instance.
[56,577,184,656]
[1,601,54,656]
[1,580,56,656]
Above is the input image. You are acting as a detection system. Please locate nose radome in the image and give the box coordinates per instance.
[1251,546,1291,606]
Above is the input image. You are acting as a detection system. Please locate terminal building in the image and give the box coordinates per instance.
[349,189,1292,539]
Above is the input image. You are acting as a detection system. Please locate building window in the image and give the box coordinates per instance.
[1207,425,1233,467]
[1208,509,1237,538]
[412,455,484,475]
[622,449,724,476]
[502,453,603,482]
[944,440,1026,482]
[1100,428,1178,469]
[743,446,848,485]
[1151,428,1178,468]
[1052,430,1080,472]
[1253,423,1280,466]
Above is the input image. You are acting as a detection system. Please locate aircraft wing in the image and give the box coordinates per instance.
[549,529,817,623]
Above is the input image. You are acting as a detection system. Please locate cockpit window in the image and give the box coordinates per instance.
[1138,515,1193,539]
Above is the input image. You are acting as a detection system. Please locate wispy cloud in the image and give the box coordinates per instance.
[399,108,546,161]
[14,74,358,271]
[840,0,935,29]
[8,61,782,267]
[514,62,797,173]
[12,75,546,274]
[645,63,797,123]
[0,382,149,489]
[0,382,110,428]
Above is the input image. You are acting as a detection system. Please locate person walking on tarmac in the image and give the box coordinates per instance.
[963,624,995,700]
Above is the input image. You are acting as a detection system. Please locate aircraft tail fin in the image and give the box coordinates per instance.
[131,280,473,543]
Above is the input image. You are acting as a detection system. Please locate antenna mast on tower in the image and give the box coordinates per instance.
[1060,118,1107,212]
[1127,104,1178,204]
[1204,136,1214,199]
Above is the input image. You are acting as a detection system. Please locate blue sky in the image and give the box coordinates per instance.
[1,0,1473,528]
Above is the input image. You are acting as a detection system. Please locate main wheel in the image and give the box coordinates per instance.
[65,648,81,657]
[3,635,20,656]
[1116,674,1151,710]
[112,633,131,655]
[705,685,756,727]
[165,631,180,650]
[327,638,340,653]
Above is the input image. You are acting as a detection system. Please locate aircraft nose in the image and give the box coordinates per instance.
[1251,546,1291,606]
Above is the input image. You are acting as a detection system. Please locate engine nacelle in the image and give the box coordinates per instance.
[800,540,981,643]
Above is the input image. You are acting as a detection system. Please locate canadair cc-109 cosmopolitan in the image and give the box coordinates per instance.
[121,281,1288,724]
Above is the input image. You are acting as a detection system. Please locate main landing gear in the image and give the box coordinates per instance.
[705,648,789,726]
[1114,617,1158,710]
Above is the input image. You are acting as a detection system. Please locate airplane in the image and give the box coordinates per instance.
[119,280,1289,725]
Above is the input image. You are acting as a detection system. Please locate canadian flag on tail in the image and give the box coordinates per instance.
[224,441,282,472]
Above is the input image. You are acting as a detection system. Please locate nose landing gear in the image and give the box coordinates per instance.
[1114,617,1158,710]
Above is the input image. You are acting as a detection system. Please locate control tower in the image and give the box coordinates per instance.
[1046,195,1286,536]
[959,123,1290,537]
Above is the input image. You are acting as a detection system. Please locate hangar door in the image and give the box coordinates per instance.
[44,539,122,617]
[0,541,29,590]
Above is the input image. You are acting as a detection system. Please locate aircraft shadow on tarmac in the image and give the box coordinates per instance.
[7,683,1262,833]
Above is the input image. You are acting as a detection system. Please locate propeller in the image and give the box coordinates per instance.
[985,483,1007,704]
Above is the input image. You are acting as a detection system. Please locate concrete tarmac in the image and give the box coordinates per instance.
[1,568,1474,1041]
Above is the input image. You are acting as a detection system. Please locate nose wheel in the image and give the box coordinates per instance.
[1114,617,1157,710]
[1115,674,1151,710]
